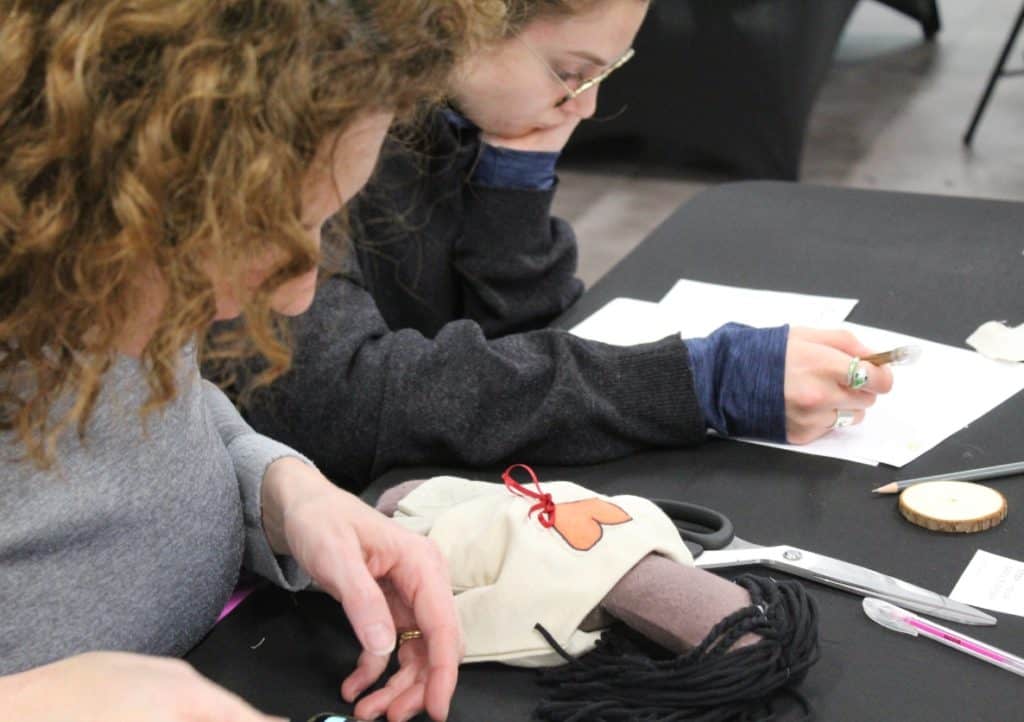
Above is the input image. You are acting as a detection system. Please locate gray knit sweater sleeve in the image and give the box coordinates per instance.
[202,380,311,590]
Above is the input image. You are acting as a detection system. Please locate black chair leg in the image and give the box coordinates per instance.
[921,0,941,39]
[963,1,1024,146]
[873,0,942,39]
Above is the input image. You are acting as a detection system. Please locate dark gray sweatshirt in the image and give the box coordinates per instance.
[241,110,705,490]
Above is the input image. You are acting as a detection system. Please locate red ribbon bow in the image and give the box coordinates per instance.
[502,464,556,528]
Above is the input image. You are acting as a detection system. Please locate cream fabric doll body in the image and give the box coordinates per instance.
[377,474,757,666]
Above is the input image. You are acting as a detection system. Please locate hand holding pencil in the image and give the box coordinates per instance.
[783,329,911,445]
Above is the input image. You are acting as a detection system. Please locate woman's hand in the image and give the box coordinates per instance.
[262,459,462,722]
[784,327,894,444]
[3,651,284,722]
[481,115,582,153]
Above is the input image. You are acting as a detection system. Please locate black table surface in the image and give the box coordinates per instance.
[188,182,1024,721]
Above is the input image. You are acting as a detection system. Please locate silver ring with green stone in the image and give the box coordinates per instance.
[846,357,869,390]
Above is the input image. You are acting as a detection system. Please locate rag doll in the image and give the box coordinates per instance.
[375,466,820,721]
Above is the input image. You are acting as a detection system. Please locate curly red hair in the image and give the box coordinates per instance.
[0,0,504,465]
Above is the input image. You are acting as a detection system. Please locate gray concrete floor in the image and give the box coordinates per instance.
[556,0,1024,287]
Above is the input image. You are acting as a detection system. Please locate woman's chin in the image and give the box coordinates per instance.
[274,295,314,316]
[270,273,318,316]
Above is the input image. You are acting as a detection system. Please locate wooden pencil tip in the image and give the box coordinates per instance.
[872,483,898,494]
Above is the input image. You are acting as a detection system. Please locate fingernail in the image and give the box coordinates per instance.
[365,622,395,655]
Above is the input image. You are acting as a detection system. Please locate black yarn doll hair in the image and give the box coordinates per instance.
[533,574,821,722]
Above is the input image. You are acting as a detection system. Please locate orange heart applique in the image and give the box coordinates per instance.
[551,498,633,551]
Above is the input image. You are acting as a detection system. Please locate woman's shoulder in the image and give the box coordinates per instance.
[378,106,475,176]
[354,107,473,229]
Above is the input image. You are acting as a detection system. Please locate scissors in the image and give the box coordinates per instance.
[653,499,996,626]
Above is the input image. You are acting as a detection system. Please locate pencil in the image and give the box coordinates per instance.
[862,345,922,366]
[872,461,1024,494]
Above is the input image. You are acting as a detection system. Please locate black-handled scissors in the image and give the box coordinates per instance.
[652,499,734,558]
[650,498,995,626]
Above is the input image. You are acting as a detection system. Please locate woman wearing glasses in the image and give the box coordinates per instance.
[243,0,894,490]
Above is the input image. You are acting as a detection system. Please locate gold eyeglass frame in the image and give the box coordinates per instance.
[520,38,636,108]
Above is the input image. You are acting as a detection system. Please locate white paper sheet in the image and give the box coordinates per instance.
[950,550,1024,618]
[569,281,1024,468]
[569,298,681,346]
[571,282,858,347]
[740,437,881,466]
[659,279,859,338]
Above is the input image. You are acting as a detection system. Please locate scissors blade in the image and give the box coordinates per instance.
[695,542,996,626]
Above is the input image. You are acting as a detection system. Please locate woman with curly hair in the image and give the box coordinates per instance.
[242,0,893,490]
[0,1,502,720]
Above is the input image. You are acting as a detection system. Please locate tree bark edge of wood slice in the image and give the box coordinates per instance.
[899,480,1007,533]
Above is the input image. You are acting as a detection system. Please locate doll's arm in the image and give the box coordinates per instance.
[598,554,760,653]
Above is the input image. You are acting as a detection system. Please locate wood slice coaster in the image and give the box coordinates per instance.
[899,481,1007,533]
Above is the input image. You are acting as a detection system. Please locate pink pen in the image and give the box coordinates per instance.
[863,597,1024,678]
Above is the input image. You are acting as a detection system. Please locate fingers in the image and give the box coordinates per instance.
[789,407,868,444]
[785,328,897,439]
[357,540,460,722]
[331,535,458,721]
[827,408,867,431]
[790,327,896,394]
[353,653,425,722]
[791,327,867,356]
[397,547,461,721]
[320,529,396,658]
[385,680,430,722]
[861,360,894,395]
[341,648,390,704]
[839,356,894,396]
[303,499,459,722]
[353,623,459,722]
[479,116,580,152]
[422,654,459,722]
[823,350,893,396]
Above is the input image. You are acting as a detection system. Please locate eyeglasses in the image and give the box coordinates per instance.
[520,39,635,108]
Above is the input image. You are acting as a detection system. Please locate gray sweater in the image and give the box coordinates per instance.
[0,351,309,675]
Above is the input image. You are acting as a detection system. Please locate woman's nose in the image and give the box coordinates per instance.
[564,85,599,119]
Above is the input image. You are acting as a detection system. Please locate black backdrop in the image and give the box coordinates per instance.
[564,1,941,179]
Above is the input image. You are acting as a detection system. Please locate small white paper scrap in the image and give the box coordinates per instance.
[949,549,1024,618]
[967,321,1024,362]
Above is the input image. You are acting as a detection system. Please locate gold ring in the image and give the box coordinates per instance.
[397,629,423,646]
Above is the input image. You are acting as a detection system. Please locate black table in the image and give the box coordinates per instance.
[189,182,1024,721]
